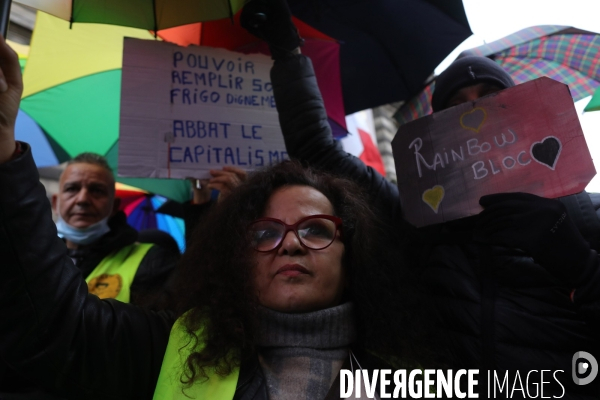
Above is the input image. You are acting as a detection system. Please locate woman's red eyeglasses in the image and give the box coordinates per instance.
[250,214,343,252]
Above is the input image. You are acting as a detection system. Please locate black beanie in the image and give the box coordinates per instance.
[431,56,515,112]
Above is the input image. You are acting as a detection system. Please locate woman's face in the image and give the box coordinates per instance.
[252,185,346,313]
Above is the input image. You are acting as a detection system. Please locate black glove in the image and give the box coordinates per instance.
[240,0,303,60]
[476,192,592,286]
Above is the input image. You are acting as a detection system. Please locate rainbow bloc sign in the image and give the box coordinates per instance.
[392,77,596,228]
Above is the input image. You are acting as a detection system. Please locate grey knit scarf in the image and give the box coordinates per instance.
[256,303,356,400]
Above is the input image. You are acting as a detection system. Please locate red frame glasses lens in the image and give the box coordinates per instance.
[250,214,343,252]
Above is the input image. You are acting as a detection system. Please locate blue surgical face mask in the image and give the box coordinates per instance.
[56,216,111,245]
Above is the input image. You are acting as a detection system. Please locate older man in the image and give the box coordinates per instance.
[51,152,178,306]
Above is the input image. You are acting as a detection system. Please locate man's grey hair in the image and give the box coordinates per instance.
[67,152,114,177]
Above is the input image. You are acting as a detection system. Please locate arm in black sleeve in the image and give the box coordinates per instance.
[271,54,404,225]
[0,145,174,400]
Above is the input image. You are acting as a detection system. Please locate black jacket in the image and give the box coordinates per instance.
[0,147,174,399]
[0,157,179,398]
[67,210,179,309]
[0,146,391,400]
[271,54,600,398]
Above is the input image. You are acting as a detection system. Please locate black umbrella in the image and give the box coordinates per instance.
[288,0,472,114]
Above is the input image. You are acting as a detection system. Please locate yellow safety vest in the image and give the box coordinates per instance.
[153,318,239,400]
[84,243,153,303]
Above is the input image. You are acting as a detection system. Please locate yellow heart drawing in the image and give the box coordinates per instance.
[460,107,487,133]
[422,185,445,214]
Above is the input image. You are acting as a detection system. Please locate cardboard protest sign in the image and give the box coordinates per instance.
[392,77,596,228]
[119,38,287,179]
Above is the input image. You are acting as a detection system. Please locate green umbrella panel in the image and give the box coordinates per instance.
[21,12,192,202]
[15,0,245,30]
[585,87,600,112]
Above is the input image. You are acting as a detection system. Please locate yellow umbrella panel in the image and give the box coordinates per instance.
[21,12,192,202]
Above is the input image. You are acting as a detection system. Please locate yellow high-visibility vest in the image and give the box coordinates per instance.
[85,243,153,303]
[153,318,239,400]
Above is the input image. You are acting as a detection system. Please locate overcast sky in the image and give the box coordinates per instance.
[435,0,600,191]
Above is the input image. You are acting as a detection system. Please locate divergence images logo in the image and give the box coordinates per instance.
[572,351,598,385]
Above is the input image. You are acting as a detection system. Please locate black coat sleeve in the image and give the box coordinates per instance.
[0,145,174,400]
[271,54,404,227]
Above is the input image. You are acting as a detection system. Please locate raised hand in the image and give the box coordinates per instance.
[0,37,23,163]
[208,166,247,202]
[477,192,592,286]
[240,0,302,59]
[189,166,248,204]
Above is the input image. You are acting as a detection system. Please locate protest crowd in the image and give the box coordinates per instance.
[1,0,600,399]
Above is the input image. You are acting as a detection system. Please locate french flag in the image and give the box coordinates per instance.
[340,110,386,176]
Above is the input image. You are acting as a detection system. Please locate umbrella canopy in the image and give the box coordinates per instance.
[8,39,69,167]
[396,25,600,125]
[15,109,65,167]
[287,0,473,114]
[586,87,600,112]
[116,185,186,253]
[124,195,186,253]
[21,12,191,202]
[14,0,245,30]
[115,181,148,200]
[157,12,348,136]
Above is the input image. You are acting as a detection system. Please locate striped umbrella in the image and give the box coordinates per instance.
[395,25,600,125]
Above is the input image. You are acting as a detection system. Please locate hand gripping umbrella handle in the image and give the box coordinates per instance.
[250,12,267,28]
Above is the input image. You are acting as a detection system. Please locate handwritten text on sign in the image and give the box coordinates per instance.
[119,38,287,179]
[392,77,596,228]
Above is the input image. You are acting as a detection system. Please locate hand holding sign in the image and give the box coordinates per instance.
[189,166,247,204]
[392,77,596,228]
[209,166,247,202]
[476,192,591,286]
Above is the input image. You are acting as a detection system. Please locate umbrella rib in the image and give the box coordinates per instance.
[152,0,158,37]
[70,0,75,29]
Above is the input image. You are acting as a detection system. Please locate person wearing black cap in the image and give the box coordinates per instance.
[241,1,600,398]
[431,55,516,111]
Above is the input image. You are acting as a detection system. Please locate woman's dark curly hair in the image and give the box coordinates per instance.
[172,160,439,385]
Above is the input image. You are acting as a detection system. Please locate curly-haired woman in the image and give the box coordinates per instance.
[157,160,435,399]
[0,48,435,396]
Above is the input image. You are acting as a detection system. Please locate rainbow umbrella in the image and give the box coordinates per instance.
[8,39,67,167]
[116,183,186,253]
[124,195,186,253]
[14,0,245,30]
[395,25,600,125]
[21,12,191,202]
